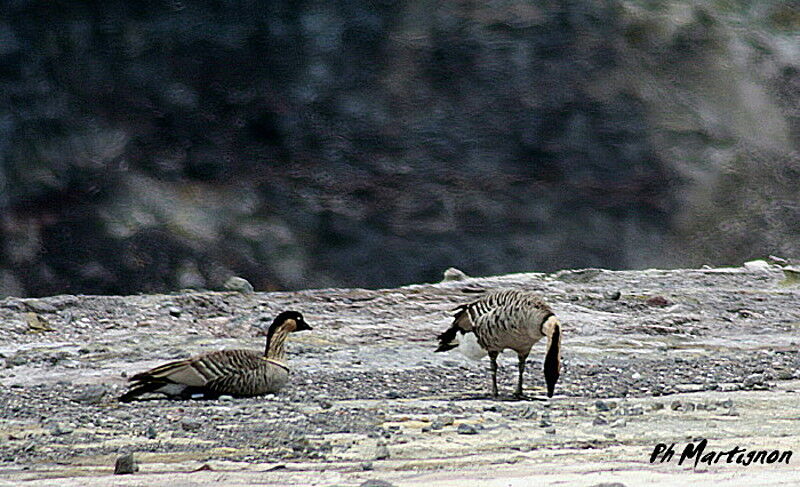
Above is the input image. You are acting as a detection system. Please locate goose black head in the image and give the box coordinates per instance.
[269,310,312,334]
[542,315,562,398]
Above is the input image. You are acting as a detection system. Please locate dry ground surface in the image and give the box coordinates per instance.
[1,266,799,486]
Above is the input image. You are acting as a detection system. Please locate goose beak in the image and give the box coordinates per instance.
[296,319,312,331]
[543,323,561,398]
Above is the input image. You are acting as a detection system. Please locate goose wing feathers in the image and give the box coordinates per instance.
[130,349,266,387]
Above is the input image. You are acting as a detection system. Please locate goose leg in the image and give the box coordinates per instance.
[514,352,528,399]
[488,351,499,397]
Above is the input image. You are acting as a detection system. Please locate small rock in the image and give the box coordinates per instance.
[631,372,641,380]
[373,444,390,460]
[24,300,58,314]
[651,403,665,411]
[595,400,616,412]
[145,425,157,439]
[180,418,202,432]
[610,419,627,428]
[360,461,374,471]
[114,453,139,475]
[436,415,455,426]
[743,259,771,271]
[593,416,608,426]
[719,399,734,408]
[675,383,704,393]
[25,313,54,332]
[457,423,479,435]
[360,480,396,487]
[168,307,182,317]
[775,369,794,380]
[74,385,108,405]
[519,406,538,419]
[219,395,234,401]
[538,419,552,428]
[603,291,621,301]
[49,423,73,436]
[645,296,670,307]
[744,374,765,387]
[224,276,255,294]
[768,255,788,265]
[442,267,469,282]
[545,427,556,435]
[555,268,602,283]
[625,406,644,416]
[421,426,432,433]
[670,401,682,411]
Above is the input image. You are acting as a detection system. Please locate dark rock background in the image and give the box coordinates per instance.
[1,0,798,296]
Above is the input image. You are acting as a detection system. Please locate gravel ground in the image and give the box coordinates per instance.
[1,266,799,485]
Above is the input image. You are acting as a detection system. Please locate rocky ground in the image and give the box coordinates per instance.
[1,266,799,486]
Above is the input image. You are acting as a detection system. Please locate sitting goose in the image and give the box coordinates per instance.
[435,289,562,398]
[119,311,311,401]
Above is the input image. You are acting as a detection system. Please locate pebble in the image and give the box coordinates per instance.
[49,423,73,436]
[625,406,644,416]
[360,480,397,487]
[145,425,158,439]
[595,400,616,412]
[457,424,479,435]
[74,385,108,405]
[361,461,374,471]
[545,427,556,435]
[373,444,390,460]
[743,260,771,271]
[645,296,670,307]
[114,453,139,475]
[224,276,255,294]
[603,291,621,301]
[519,406,537,419]
[539,419,552,428]
[436,415,455,426]
[24,300,58,314]
[670,401,682,411]
[181,418,203,432]
[719,399,734,408]
[593,416,608,426]
[168,307,182,317]
[442,267,469,282]
[675,383,704,393]
[219,395,234,401]
[743,374,765,387]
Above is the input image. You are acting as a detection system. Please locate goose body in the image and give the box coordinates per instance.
[120,311,311,401]
[435,289,562,398]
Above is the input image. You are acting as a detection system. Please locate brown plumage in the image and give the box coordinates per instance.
[119,311,311,401]
[435,289,562,398]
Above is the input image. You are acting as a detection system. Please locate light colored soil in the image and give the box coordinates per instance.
[1,267,799,486]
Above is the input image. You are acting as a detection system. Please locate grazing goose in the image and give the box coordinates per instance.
[435,289,562,398]
[119,311,311,401]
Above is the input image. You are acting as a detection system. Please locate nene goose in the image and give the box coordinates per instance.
[119,311,311,401]
[435,289,562,398]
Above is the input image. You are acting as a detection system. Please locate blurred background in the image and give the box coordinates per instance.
[0,0,798,297]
